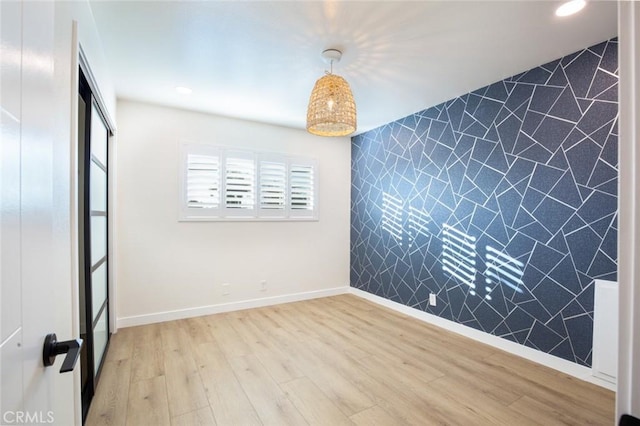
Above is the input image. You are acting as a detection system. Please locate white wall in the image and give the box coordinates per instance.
[115,100,351,326]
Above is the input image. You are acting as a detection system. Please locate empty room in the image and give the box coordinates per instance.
[1,1,639,425]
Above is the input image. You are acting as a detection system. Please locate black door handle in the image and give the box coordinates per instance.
[42,333,83,373]
[620,414,640,425]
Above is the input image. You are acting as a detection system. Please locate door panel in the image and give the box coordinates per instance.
[90,163,107,211]
[0,0,23,354]
[79,70,111,420]
[1,1,75,424]
[88,94,110,383]
[0,332,23,415]
[90,216,107,264]
[19,0,63,415]
[87,116,110,374]
[91,104,107,167]
[92,310,108,375]
[91,263,107,322]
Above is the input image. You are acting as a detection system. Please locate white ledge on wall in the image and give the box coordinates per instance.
[350,287,615,391]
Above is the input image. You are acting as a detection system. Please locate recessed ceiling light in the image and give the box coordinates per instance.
[175,86,192,95]
[555,0,586,17]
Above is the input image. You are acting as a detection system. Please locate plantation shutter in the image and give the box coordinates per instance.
[259,159,287,216]
[186,153,220,209]
[225,152,256,215]
[180,144,317,221]
[289,162,316,218]
[180,144,222,219]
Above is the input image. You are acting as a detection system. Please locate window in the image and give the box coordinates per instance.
[179,143,318,221]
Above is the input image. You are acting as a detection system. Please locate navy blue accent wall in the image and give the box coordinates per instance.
[350,39,618,366]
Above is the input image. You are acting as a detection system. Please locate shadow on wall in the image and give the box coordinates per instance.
[350,38,618,367]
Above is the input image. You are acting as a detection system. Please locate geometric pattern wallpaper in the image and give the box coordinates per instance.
[351,38,618,367]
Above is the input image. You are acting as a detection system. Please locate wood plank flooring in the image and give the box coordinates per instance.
[86,295,614,425]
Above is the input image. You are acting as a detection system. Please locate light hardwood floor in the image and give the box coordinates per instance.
[86,295,614,426]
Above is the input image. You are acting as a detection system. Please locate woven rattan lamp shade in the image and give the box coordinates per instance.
[306,73,357,137]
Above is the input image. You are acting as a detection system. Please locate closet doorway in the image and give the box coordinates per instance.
[78,68,112,421]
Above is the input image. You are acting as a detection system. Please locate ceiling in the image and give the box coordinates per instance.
[90,1,617,135]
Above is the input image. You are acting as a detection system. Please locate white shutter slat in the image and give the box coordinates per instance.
[289,165,314,211]
[186,153,220,210]
[225,155,255,210]
[259,160,286,211]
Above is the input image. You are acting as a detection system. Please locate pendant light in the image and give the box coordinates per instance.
[306,49,357,137]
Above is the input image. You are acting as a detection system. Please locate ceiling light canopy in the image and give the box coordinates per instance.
[555,0,586,17]
[175,86,192,95]
[306,49,357,137]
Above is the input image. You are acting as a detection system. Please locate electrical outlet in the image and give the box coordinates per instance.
[429,293,437,306]
[260,280,267,291]
[222,283,230,296]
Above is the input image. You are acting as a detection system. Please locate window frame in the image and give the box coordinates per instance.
[179,143,318,222]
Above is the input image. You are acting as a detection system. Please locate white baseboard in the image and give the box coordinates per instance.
[117,286,350,328]
[350,287,615,391]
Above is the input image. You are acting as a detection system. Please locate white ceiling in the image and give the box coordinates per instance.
[90,1,617,135]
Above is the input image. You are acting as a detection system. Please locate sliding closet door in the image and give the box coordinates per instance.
[79,69,111,421]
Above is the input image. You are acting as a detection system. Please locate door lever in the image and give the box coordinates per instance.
[42,333,83,373]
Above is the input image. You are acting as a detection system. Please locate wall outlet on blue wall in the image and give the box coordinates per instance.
[429,293,437,306]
